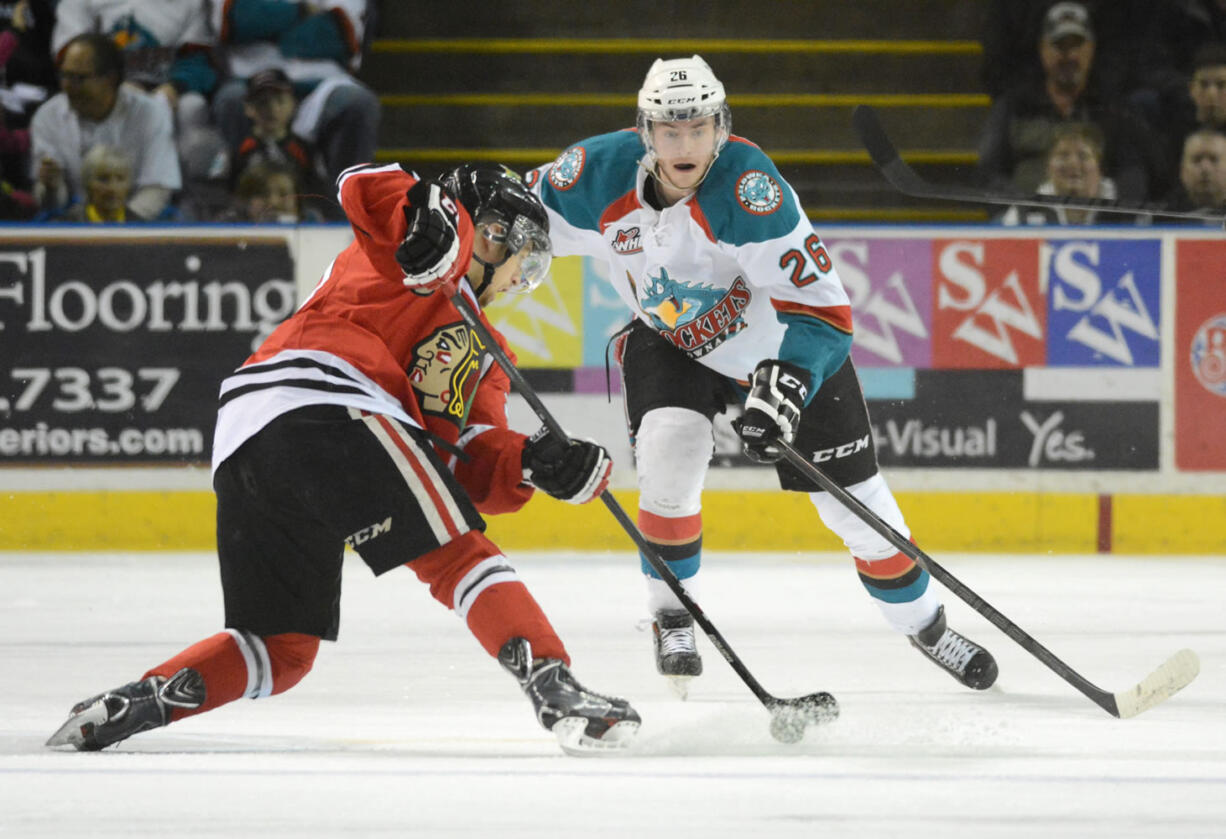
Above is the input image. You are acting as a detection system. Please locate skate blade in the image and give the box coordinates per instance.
[665,675,693,700]
[45,699,107,749]
[552,717,640,757]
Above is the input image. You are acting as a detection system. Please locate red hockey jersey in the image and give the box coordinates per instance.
[212,163,533,514]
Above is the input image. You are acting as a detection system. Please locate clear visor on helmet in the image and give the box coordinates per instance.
[636,102,731,163]
[478,213,552,294]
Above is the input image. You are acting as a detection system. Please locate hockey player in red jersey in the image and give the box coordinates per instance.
[46,162,641,756]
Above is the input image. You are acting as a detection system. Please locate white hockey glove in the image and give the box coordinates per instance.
[734,359,811,464]
[521,426,612,504]
[395,179,461,291]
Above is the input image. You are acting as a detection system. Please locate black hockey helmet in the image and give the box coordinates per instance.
[439,163,551,297]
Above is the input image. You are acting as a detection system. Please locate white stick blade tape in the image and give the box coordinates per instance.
[1113,649,1200,719]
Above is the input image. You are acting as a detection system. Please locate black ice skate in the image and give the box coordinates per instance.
[45,668,204,751]
[653,609,702,699]
[908,606,998,690]
[498,637,640,756]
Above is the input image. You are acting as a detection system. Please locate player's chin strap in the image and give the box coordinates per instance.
[470,232,525,299]
[470,258,497,300]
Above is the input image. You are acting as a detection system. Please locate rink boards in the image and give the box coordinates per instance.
[3,486,1224,554]
[0,224,1222,553]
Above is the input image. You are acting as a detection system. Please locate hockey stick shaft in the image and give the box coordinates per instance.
[443,286,814,712]
[852,104,1226,225]
[776,440,1198,718]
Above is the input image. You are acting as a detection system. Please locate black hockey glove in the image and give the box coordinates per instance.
[395,178,461,291]
[734,359,811,464]
[521,426,612,505]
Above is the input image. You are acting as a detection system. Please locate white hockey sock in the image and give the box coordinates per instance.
[870,587,942,636]
[645,573,699,616]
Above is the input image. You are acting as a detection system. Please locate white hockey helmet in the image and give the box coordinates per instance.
[636,55,731,162]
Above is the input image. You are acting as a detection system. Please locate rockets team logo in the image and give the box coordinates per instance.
[638,268,752,358]
[1190,313,1226,398]
[735,170,783,215]
[408,322,486,423]
[547,146,585,191]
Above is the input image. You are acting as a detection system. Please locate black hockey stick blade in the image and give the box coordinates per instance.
[441,284,838,732]
[776,440,1200,718]
[852,104,1226,225]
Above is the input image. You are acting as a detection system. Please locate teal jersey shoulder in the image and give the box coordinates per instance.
[538,130,644,233]
[695,138,802,246]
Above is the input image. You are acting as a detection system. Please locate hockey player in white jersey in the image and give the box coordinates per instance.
[527,56,998,696]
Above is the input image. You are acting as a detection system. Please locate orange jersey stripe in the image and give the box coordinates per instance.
[637,509,703,544]
[771,299,854,334]
[600,187,640,232]
[854,551,918,580]
[688,199,717,243]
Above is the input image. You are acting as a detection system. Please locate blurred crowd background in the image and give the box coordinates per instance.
[0,0,1223,226]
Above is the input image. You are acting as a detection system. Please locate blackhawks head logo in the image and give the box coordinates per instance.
[409,323,486,423]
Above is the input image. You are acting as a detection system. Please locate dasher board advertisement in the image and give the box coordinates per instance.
[0,237,295,464]
[1175,240,1226,471]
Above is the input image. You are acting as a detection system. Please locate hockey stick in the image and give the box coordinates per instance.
[851,104,1226,226]
[775,439,1200,718]
[443,284,837,739]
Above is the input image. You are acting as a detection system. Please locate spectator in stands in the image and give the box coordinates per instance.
[0,0,56,193]
[51,0,218,127]
[230,67,331,217]
[1131,43,1226,185]
[76,144,134,222]
[37,143,139,222]
[999,122,1141,225]
[30,34,182,219]
[978,0,1148,101]
[51,0,228,193]
[224,161,300,223]
[211,0,379,183]
[1158,127,1226,220]
[1173,45,1226,160]
[1188,44,1226,132]
[976,1,1162,201]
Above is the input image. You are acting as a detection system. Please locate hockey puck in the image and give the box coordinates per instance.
[768,692,839,743]
[768,708,808,744]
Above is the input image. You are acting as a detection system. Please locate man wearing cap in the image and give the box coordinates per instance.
[210,0,378,184]
[228,67,331,218]
[979,1,1144,101]
[977,1,1161,202]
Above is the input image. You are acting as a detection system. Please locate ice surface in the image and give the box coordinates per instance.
[2,550,1223,838]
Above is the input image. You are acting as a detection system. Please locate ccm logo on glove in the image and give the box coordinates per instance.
[396,179,461,291]
[521,426,612,504]
[734,359,811,464]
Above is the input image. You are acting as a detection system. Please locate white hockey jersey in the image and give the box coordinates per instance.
[527,130,853,389]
